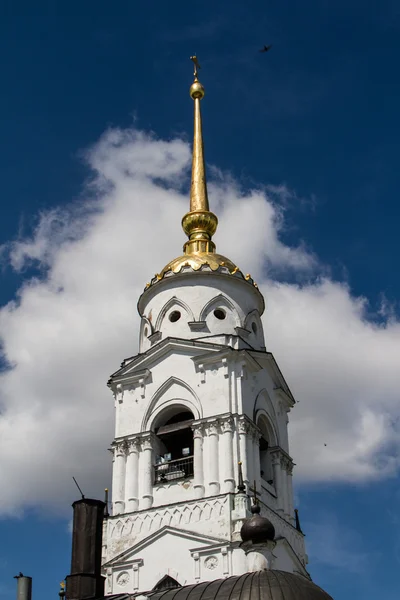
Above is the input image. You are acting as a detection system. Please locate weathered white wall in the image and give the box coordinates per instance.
[138,272,265,353]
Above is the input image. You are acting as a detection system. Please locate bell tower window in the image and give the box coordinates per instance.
[153,408,194,484]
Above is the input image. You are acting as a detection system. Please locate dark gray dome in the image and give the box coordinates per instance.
[240,504,275,544]
[150,570,333,600]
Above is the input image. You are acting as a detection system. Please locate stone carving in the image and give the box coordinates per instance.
[114,441,128,456]
[109,497,227,547]
[205,420,219,436]
[237,418,250,435]
[140,434,153,452]
[116,571,130,586]
[219,416,234,433]
[191,422,204,438]
[127,438,141,453]
[204,556,219,570]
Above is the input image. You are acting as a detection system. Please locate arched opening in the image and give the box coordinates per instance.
[257,415,274,485]
[153,407,195,484]
[153,575,181,592]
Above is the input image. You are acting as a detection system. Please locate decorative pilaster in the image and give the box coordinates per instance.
[112,441,127,515]
[192,423,205,499]
[125,438,140,512]
[252,429,262,496]
[270,450,284,515]
[220,417,235,493]
[237,418,250,487]
[280,455,290,520]
[141,434,154,509]
[206,420,220,495]
[286,461,295,524]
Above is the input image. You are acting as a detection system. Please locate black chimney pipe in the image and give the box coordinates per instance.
[65,498,105,600]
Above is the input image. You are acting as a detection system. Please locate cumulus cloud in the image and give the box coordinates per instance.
[0,126,399,517]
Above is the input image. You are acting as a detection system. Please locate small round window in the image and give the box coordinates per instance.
[252,322,257,334]
[169,310,181,323]
[214,308,226,320]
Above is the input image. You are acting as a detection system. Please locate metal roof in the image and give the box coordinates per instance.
[96,570,333,600]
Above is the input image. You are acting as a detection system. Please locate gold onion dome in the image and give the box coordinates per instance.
[147,57,257,290]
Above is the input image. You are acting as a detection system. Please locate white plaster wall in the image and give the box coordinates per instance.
[105,495,231,562]
[138,273,265,352]
[110,532,230,594]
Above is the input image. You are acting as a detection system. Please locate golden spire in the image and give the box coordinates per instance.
[182,57,218,255]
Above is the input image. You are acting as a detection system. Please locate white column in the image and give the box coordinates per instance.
[271,450,284,515]
[125,438,140,512]
[141,434,154,509]
[192,423,205,499]
[286,462,295,524]
[238,418,249,489]
[252,429,262,495]
[280,456,290,520]
[221,417,235,493]
[207,421,220,495]
[112,442,126,515]
[246,430,254,488]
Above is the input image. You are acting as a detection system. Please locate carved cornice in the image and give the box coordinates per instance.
[111,369,151,402]
[269,446,294,471]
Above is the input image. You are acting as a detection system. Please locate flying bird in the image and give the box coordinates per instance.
[259,44,272,53]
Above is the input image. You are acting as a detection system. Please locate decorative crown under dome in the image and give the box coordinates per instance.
[145,57,258,291]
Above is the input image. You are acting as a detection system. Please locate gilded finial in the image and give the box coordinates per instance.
[181,56,218,255]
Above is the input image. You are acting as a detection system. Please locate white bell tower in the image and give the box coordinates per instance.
[102,57,308,596]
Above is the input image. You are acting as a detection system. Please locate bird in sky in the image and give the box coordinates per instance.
[259,44,272,53]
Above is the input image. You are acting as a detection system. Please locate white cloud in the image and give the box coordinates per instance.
[0,126,399,517]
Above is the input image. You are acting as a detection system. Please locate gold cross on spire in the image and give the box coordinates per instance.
[190,55,201,79]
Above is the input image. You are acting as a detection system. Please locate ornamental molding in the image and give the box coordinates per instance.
[112,432,157,454]
[204,556,219,570]
[140,432,155,452]
[192,348,262,384]
[237,414,259,438]
[116,571,130,586]
[111,369,152,402]
[191,421,205,437]
[269,446,294,469]
[127,438,141,454]
[105,516,229,566]
[220,416,234,433]
[204,419,220,436]
[110,338,234,384]
[113,440,129,456]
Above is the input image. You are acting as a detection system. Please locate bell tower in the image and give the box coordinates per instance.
[102,58,308,596]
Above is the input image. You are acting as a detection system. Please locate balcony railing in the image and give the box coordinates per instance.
[154,456,194,484]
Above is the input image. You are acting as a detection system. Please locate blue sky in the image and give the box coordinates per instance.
[0,2,399,599]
